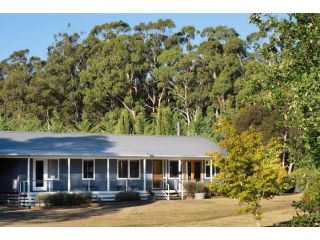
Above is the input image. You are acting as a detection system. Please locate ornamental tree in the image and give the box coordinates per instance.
[207,119,289,226]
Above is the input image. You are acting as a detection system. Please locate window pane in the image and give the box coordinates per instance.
[170,161,178,178]
[213,166,219,175]
[83,160,94,179]
[48,159,58,179]
[206,161,210,178]
[130,160,139,178]
[118,160,128,178]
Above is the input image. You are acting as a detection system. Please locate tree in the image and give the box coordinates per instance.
[76,112,92,132]
[134,19,176,113]
[0,115,9,130]
[233,104,282,143]
[95,110,121,133]
[49,110,64,133]
[207,119,288,226]
[0,50,32,118]
[114,109,134,134]
[155,106,179,135]
[45,32,87,128]
[286,168,320,226]
[198,26,245,120]
[248,13,320,169]
[134,108,148,134]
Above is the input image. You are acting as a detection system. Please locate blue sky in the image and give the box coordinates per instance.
[0,13,259,60]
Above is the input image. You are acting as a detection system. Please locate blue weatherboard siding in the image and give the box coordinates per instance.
[0,158,210,193]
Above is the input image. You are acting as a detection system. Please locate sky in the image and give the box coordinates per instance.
[0,13,259,61]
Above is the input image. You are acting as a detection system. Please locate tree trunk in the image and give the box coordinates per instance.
[288,162,294,174]
[282,126,288,168]
[46,110,51,131]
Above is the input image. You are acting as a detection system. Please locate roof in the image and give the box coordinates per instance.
[0,131,225,159]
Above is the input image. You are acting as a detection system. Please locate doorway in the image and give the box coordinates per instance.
[187,161,202,181]
[33,159,47,191]
[152,160,163,189]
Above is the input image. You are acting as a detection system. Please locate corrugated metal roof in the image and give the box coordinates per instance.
[0,131,225,158]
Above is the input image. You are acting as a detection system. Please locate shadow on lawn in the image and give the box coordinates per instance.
[0,200,156,226]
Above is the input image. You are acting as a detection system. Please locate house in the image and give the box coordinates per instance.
[0,131,225,205]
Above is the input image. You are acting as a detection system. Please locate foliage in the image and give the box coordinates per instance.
[285,168,320,226]
[232,104,281,142]
[49,110,64,133]
[247,13,320,224]
[36,192,92,206]
[183,181,196,198]
[183,181,207,198]
[207,119,289,226]
[0,19,247,139]
[115,191,140,201]
[195,182,206,193]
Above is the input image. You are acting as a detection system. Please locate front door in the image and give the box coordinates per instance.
[153,160,163,189]
[33,160,47,191]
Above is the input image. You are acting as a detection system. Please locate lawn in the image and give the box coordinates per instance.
[0,193,301,227]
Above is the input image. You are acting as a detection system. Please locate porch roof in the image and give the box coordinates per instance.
[0,131,226,158]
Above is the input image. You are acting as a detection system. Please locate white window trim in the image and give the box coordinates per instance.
[47,159,60,180]
[82,159,95,180]
[205,160,212,179]
[117,159,141,180]
[168,160,179,179]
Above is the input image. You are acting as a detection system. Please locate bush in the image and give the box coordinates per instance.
[36,192,92,206]
[283,168,320,226]
[115,191,140,201]
[195,182,206,193]
[207,182,220,196]
[183,181,197,198]
[183,181,207,198]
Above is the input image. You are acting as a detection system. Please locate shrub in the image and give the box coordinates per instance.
[183,181,207,198]
[36,192,92,206]
[183,181,196,198]
[204,186,211,198]
[195,182,206,193]
[115,191,140,201]
[278,168,320,226]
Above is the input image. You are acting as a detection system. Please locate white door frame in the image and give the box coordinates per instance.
[33,159,48,191]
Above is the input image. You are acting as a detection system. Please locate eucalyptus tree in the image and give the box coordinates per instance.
[134,19,176,113]
[81,21,148,126]
[0,50,33,120]
[198,26,246,120]
[45,32,87,129]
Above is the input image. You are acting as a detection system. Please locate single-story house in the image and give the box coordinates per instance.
[0,131,225,205]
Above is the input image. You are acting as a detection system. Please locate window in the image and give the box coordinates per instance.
[130,160,140,178]
[118,160,140,179]
[214,166,219,175]
[83,159,95,179]
[118,160,128,178]
[48,159,59,180]
[169,161,179,178]
[205,160,211,179]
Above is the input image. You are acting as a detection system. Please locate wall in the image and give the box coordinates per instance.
[0,158,28,192]
[0,157,212,193]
